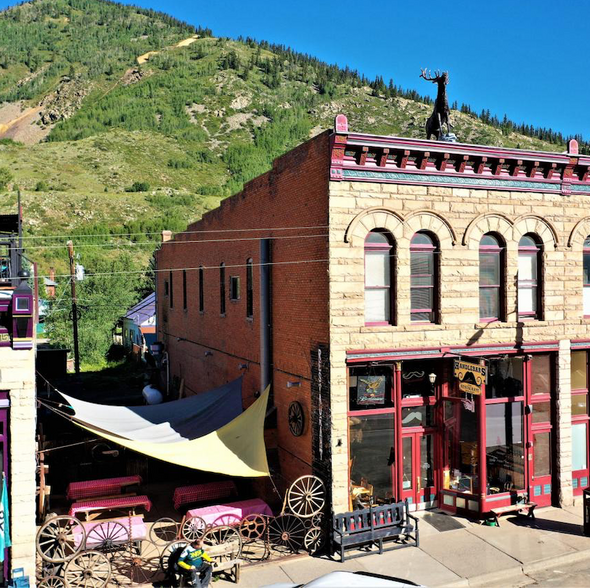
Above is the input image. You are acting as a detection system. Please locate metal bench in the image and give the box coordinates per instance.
[490,502,537,526]
[332,500,418,562]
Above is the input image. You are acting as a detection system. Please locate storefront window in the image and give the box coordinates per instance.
[571,351,588,391]
[533,431,551,477]
[532,402,551,424]
[572,395,588,416]
[443,400,479,494]
[486,402,525,492]
[349,367,392,411]
[349,414,394,507]
[401,361,437,398]
[532,354,551,395]
[486,357,524,399]
[401,406,434,428]
[572,423,588,471]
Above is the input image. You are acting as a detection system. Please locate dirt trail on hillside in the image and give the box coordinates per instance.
[0,103,47,144]
[137,34,201,64]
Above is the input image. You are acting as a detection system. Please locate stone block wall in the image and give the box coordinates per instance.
[328,181,590,512]
[0,347,36,579]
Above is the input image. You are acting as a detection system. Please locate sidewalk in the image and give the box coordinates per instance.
[216,503,590,588]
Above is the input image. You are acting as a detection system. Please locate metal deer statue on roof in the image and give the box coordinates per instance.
[420,69,453,140]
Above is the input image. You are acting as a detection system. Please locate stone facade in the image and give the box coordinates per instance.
[0,346,36,579]
[328,178,590,511]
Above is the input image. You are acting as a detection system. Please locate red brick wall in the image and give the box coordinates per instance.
[156,131,331,487]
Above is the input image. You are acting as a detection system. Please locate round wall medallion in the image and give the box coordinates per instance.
[288,401,305,437]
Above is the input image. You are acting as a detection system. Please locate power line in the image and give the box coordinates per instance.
[18,224,329,240]
[14,232,328,250]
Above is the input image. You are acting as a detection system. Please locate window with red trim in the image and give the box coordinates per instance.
[410,231,438,323]
[584,237,590,316]
[518,234,542,320]
[364,231,394,325]
[479,233,504,321]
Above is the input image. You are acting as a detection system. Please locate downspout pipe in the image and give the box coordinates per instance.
[259,239,272,397]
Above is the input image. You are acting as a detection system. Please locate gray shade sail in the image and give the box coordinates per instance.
[58,377,243,443]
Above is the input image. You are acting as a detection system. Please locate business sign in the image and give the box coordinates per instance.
[454,360,486,396]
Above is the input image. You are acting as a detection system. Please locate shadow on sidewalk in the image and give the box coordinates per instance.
[511,516,585,537]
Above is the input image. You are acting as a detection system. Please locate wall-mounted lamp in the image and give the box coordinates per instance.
[428,373,437,385]
[287,381,301,388]
[238,363,248,370]
[204,350,213,357]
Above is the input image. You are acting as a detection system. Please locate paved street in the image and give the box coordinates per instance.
[215,503,590,588]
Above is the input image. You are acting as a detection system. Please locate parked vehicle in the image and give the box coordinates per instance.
[263,570,425,587]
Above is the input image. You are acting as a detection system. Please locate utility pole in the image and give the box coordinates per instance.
[67,240,80,376]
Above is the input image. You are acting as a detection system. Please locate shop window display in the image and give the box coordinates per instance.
[442,400,479,494]
[486,357,524,398]
[349,367,392,411]
[401,361,437,398]
[486,402,525,492]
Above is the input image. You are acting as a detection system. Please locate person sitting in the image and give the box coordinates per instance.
[177,538,213,588]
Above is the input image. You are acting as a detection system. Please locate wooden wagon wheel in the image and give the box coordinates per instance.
[240,539,270,563]
[85,520,130,555]
[64,550,111,588]
[159,540,188,576]
[239,514,268,542]
[114,539,162,585]
[149,517,180,544]
[202,525,242,560]
[288,401,305,436]
[286,475,326,518]
[38,577,65,588]
[36,515,86,563]
[303,526,325,554]
[180,515,208,542]
[268,515,305,553]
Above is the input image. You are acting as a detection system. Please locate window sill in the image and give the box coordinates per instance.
[473,321,517,329]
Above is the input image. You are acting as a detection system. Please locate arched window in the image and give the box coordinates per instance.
[364,230,394,324]
[410,232,438,323]
[479,233,504,321]
[518,234,542,320]
[584,237,590,316]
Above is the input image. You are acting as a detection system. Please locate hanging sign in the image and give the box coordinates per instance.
[454,360,486,395]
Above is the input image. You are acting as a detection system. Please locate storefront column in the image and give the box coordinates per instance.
[556,339,573,506]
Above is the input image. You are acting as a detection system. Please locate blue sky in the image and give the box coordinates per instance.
[2,0,590,140]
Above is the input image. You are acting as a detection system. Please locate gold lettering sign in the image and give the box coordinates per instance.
[454,359,486,395]
[0,333,9,342]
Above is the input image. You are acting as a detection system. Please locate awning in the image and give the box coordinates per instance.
[71,387,271,477]
[58,378,243,443]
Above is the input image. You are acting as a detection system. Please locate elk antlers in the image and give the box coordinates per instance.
[420,68,444,82]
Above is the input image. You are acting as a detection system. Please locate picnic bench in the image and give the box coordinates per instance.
[69,495,152,521]
[332,500,419,562]
[173,480,238,510]
[489,502,537,526]
[66,475,142,501]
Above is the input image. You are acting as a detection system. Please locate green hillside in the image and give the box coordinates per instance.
[0,0,586,364]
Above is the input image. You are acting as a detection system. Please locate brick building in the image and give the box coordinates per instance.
[156,115,590,517]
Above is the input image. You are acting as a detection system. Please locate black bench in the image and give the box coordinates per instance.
[332,500,419,561]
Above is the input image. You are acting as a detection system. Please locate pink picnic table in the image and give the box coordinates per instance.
[66,475,142,501]
[187,497,273,527]
[173,480,238,510]
[69,495,152,521]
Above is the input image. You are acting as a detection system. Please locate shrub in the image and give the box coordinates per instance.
[126,181,150,192]
[0,167,12,191]
[35,180,49,192]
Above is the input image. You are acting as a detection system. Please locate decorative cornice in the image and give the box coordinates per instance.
[329,115,590,196]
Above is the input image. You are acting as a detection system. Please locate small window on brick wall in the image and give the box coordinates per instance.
[230,276,240,301]
[220,263,226,315]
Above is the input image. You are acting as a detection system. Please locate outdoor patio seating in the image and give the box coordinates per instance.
[66,475,142,501]
[69,494,152,521]
[173,480,238,510]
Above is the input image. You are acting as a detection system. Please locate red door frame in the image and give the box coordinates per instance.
[571,347,590,495]
[400,429,437,509]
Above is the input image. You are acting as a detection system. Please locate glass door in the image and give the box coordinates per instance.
[401,432,436,510]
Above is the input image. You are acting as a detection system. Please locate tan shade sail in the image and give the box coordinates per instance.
[71,387,271,477]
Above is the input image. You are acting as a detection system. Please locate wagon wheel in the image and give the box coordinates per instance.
[149,517,180,544]
[38,577,66,588]
[268,515,306,553]
[64,550,111,588]
[85,521,130,554]
[286,475,326,518]
[36,515,86,563]
[202,525,242,560]
[239,514,268,542]
[159,540,188,575]
[114,539,162,585]
[180,515,208,541]
[303,526,325,554]
[240,539,270,563]
[311,513,324,528]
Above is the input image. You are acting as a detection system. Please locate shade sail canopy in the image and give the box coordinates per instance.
[58,378,243,443]
[72,387,271,477]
